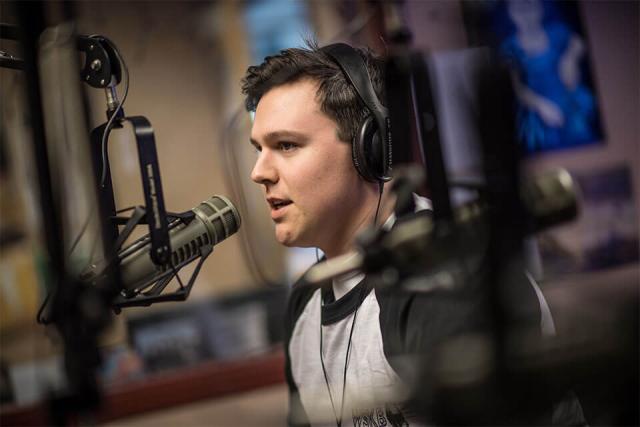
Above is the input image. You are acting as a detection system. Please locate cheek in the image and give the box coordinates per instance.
[314,144,356,183]
[283,143,359,216]
[309,157,360,213]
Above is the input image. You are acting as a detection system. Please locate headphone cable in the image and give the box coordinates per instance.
[373,181,384,226]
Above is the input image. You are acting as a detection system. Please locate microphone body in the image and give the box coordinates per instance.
[118,195,240,293]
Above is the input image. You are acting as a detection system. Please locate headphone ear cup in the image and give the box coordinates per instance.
[352,115,383,182]
[370,129,383,178]
[352,116,374,182]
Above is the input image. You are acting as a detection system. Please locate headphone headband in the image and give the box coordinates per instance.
[322,43,388,121]
[321,43,392,182]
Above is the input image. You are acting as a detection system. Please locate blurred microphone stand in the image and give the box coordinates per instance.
[374,2,638,425]
[4,2,219,424]
[379,3,532,424]
[378,1,589,425]
[9,2,116,424]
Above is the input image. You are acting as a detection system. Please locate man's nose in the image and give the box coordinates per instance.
[250,151,278,186]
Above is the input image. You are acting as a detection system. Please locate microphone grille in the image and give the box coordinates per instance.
[194,196,241,245]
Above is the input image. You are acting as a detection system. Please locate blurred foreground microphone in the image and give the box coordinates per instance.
[306,169,578,285]
[118,195,241,293]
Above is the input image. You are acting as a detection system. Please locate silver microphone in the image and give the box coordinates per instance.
[118,195,241,292]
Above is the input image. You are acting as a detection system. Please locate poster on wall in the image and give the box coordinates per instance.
[462,0,605,155]
[537,164,639,278]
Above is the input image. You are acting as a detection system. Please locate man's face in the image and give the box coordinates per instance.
[250,78,372,255]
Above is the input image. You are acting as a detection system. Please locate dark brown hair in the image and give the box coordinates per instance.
[241,41,385,143]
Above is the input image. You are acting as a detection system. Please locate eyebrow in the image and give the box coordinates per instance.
[250,130,309,148]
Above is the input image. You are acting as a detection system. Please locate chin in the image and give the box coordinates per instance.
[274,227,296,247]
[277,237,295,247]
[275,226,314,249]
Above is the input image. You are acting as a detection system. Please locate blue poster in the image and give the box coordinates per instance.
[464,0,605,154]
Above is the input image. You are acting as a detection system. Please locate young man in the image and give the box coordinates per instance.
[242,43,429,426]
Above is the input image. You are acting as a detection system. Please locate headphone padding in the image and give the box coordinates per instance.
[352,115,382,183]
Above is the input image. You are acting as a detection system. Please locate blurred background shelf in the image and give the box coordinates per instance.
[0,350,285,426]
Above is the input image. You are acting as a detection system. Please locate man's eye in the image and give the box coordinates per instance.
[279,142,297,152]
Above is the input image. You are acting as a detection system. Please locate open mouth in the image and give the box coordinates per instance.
[269,199,292,210]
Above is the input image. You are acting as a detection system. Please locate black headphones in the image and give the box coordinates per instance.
[321,43,392,183]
